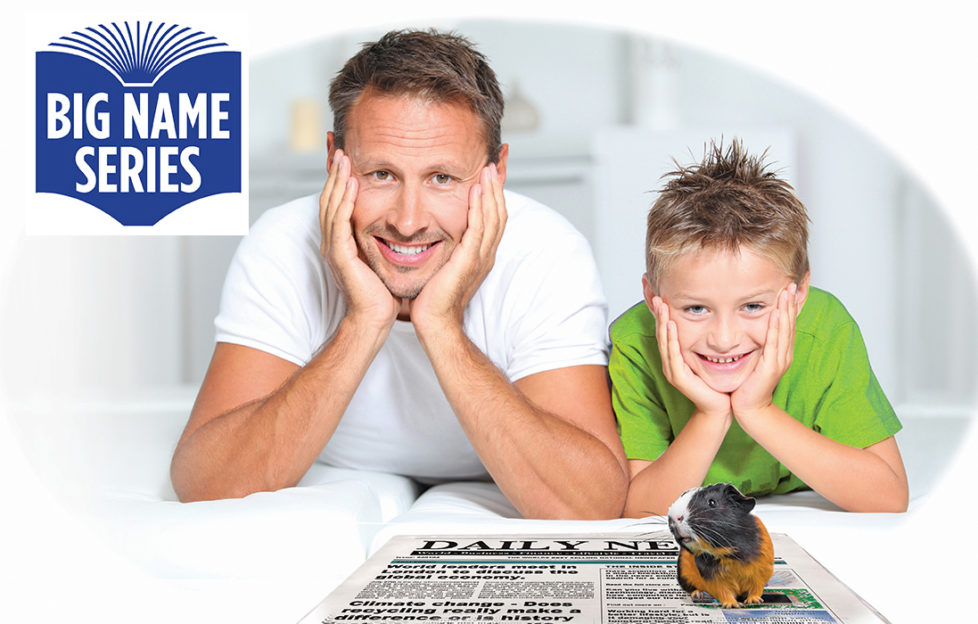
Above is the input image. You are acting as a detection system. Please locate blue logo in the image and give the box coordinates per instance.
[35,21,242,227]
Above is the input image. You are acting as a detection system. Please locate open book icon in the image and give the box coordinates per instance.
[49,21,229,87]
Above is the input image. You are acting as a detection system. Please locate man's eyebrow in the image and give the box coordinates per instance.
[349,157,396,172]
[350,158,479,178]
[422,159,486,177]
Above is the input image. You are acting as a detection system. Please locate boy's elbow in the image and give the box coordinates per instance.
[886,485,910,513]
[885,471,910,513]
[872,496,908,514]
[855,482,909,513]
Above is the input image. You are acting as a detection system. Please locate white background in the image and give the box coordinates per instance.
[2,1,976,623]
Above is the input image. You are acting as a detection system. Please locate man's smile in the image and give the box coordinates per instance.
[386,240,434,256]
[375,236,442,267]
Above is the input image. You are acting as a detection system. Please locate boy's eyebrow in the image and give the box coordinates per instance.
[740,288,781,301]
[669,288,779,303]
[668,292,706,304]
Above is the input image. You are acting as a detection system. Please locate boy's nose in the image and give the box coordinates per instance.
[707,316,741,351]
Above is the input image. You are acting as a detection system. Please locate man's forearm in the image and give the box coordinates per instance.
[416,324,628,519]
[171,317,388,501]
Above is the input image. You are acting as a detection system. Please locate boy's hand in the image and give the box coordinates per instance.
[731,283,799,419]
[410,163,506,334]
[320,150,400,331]
[652,297,732,419]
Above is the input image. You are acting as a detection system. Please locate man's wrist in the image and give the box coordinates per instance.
[334,311,394,356]
[414,315,467,353]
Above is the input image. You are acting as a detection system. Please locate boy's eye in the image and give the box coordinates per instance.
[684,305,708,316]
[742,303,765,313]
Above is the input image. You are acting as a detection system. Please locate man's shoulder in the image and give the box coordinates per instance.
[500,190,588,247]
[248,194,320,244]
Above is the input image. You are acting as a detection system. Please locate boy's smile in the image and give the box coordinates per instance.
[645,245,809,394]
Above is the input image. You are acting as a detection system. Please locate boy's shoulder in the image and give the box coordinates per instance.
[797,286,859,338]
[609,301,655,343]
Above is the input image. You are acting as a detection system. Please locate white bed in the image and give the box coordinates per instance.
[3,388,973,624]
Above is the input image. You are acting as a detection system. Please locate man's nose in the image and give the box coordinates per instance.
[388,183,426,236]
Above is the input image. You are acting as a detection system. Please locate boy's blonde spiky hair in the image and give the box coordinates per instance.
[645,138,811,290]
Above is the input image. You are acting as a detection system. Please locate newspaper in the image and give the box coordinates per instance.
[298,532,887,624]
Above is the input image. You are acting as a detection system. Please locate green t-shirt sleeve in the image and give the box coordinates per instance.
[810,318,902,448]
[609,319,675,461]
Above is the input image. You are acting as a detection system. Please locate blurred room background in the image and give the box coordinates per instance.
[3,21,975,481]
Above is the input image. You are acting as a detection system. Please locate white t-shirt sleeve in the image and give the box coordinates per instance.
[214,199,327,366]
[489,198,610,382]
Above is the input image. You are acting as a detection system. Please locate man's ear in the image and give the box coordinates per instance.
[326,131,337,168]
[496,143,509,184]
[795,271,811,315]
[642,273,658,317]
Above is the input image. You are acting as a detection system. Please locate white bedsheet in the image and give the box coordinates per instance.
[3,392,971,624]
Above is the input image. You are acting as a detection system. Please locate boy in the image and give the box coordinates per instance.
[610,140,908,516]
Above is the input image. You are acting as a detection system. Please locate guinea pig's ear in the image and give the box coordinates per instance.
[723,484,756,513]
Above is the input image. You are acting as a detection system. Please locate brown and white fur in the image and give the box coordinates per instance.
[668,483,774,608]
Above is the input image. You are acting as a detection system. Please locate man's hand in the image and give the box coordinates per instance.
[730,283,798,420]
[320,149,400,331]
[651,296,732,419]
[409,163,507,333]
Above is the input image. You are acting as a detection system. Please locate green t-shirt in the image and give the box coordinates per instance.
[609,286,901,497]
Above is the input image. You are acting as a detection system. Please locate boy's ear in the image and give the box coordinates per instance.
[794,271,811,315]
[642,273,657,317]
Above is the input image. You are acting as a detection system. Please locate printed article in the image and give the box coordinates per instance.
[299,532,888,624]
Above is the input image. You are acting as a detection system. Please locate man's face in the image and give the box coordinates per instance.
[335,92,500,300]
[646,245,807,394]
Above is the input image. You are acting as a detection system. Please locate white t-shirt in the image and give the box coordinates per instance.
[215,190,609,481]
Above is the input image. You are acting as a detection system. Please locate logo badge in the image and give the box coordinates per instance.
[33,21,246,234]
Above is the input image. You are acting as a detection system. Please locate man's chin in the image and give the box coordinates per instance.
[362,256,433,300]
[380,275,428,300]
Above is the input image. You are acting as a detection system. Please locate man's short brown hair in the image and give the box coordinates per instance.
[645,139,811,290]
[328,29,504,163]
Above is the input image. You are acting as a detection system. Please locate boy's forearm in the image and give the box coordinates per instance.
[623,410,732,517]
[736,405,908,512]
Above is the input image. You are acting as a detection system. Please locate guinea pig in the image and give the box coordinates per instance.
[667,483,774,609]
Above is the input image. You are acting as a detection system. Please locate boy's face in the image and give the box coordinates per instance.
[644,245,809,394]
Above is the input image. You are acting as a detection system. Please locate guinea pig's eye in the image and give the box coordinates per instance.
[708,498,717,507]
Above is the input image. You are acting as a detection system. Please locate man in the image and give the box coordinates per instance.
[170,29,627,519]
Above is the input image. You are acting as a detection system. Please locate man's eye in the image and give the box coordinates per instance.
[431,173,454,185]
[372,170,393,181]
